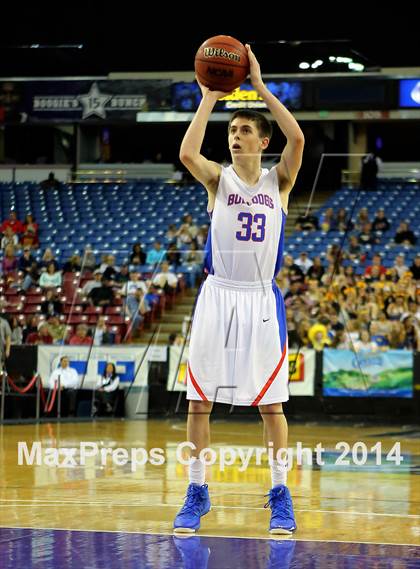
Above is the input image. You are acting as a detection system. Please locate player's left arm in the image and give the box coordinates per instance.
[246,45,304,205]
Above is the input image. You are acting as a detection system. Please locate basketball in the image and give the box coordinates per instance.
[194,35,249,92]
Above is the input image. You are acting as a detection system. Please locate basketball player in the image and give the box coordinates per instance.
[174,45,304,534]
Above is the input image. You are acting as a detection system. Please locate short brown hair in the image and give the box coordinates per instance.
[228,110,273,139]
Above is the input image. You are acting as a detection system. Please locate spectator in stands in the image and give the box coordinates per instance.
[326,244,345,269]
[81,269,103,297]
[358,222,379,246]
[401,299,420,324]
[9,316,23,345]
[0,315,12,370]
[88,276,114,308]
[364,254,386,277]
[125,288,150,334]
[355,208,370,231]
[130,243,146,266]
[307,321,332,351]
[393,254,409,279]
[63,254,82,273]
[369,321,390,350]
[166,224,178,243]
[21,257,40,293]
[283,254,304,284]
[365,290,380,320]
[21,214,39,249]
[166,242,182,268]
[343,265,357,287]
[336,208,354,232]
[41,289,63,317]
[1,226,19,251]
[386,294,408,321]
[153,261,178,294]
[69,323,93,346]
[294,251,313,274]
[26,322,53,345]
[2,244,18,282]
[125,270,148,296]
[354,329,378,352]
[146,241,166,266]
[18,246,35,274]
[196,226,209,249]
[394,221,417,246]
[93,316,115,346]
[144,283,161,309]
[40,248,58,270]
[183,242,204,287]
[100,254,119,282]
[181,213,199,240]
[389,321,407,349]
[123,270,147,315]
[320,208,337,232]
[402,316,420,350]
[22,315,39,343]
[331,329,350,349]
[329,312,345,336]
[47,356,79,417]
[46,315,67,344]
[168,333,185,346]
[176,226,194,249]
[82,245,96,271]
[115,264,130,284]
[94,362,120,416]
[294,207,319,231]
[410,254,420,281]
[0,210,24,236]
[284,281,303,306]
[39,262,62,290]
[306,256,324,282]
[360,152,381,191]
[372,208,390,233]
[40,171,61,190]
[342,318,360,347]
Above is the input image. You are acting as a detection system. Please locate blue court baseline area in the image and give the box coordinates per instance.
[0,528,419,568]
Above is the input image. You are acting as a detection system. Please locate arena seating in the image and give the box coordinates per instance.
[286,183,420,273]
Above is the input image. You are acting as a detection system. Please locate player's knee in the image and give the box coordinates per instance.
[259,403,283,420]
[189,400,213,415]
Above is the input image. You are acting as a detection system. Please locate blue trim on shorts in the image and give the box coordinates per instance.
[272,280,287,350]
[273,209,287,278]
[203,221,214,275]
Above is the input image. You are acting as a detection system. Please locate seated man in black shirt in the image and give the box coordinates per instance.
[88,277,114,307]
[295,208,319,231]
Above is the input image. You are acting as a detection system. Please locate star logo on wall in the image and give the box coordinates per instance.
[78,83,112,119]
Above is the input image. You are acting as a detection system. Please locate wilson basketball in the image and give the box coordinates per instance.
[194,35,249,92]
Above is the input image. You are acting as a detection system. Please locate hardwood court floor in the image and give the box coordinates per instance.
[0,419,419,546]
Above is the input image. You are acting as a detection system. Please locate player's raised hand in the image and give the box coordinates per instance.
[245,44,264,89]
[196,76,232,100]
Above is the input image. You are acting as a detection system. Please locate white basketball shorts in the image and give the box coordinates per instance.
[187,275,289,406]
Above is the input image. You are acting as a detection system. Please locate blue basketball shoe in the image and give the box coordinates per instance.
[173,483,211,533]
[264,485,297,534]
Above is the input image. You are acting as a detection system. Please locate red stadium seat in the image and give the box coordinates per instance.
[23,304,41,314]
[105,306,123,315]
[66,314,89,325]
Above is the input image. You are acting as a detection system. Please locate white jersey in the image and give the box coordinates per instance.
[204,165,286,282]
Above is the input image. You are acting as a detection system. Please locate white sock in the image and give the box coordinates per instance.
[271,459,287,488]
[189,457,206,486]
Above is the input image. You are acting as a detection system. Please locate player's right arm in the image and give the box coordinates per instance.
[179,80,227,193]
